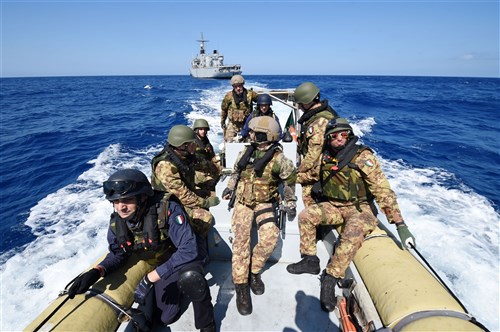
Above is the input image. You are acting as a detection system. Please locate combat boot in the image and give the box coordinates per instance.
[235,283,252,315]
[249,273,265,295]
[199,320,216,332]
[320,270,339,312]
[286,255,320,275]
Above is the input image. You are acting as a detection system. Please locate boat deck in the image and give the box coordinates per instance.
[117,244,340,332]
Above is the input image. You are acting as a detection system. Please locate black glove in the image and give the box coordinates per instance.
[134,275,154,305]
[222,187,233,198]
[67,268,101,299]
[284,200,297,221]
[311,181,323,201]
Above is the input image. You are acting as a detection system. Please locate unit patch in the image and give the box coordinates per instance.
[308,126,314,134]
[364,159,374,167]
[175,215,185,224]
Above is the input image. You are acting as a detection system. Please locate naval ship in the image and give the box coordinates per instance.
[190,33,242,79]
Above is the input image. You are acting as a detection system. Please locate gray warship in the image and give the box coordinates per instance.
[190,33,242,79]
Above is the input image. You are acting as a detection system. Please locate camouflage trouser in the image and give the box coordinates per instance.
[298,202,378,278]
[301,184,315,208]
[224,121,244,142]
[195,170,218,192]
[231,202,279,284]
[185,206,214,238]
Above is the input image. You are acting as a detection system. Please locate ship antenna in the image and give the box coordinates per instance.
[197,32,209,55]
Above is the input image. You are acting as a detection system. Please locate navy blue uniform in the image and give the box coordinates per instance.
[240,111,283,140]
[98,199,213,328]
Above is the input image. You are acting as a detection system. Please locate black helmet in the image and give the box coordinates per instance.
[325,118,353,137]
[103,169,153,201]
[168,125,196,147]
[257,94,272,106]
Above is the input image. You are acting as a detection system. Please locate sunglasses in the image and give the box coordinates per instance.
[103,180,136,196]
[328,131,349,139]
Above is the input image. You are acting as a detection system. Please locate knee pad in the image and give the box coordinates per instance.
[177,270,207,302]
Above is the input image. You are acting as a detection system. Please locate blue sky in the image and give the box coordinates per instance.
[1,0,499,78]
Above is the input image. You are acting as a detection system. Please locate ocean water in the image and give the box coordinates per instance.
[0,75,499,331]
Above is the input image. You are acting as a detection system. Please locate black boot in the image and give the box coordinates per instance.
[199,320,216,332]
[235,283,252,316]
[249,273,265,295]
[320,270,339,312]
[286,255,320,275]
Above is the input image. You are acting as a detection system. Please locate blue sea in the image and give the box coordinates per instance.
[1,75,499,331]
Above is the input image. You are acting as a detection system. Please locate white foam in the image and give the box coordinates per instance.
[379,159,499,330]
[0,144,159,331]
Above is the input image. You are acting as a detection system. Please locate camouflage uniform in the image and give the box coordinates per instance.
[152,149,215,238]
[194,135,223,193]
[297,100,337,207]
[227,145,296,284]
[299,148,403,278]
[221,89,259,142]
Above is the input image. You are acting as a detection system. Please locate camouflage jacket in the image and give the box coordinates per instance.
[221,88,259,124]
[323,148,403,223]
[151,147,207,208]
[228,144,297,206]
[297,101,337,184]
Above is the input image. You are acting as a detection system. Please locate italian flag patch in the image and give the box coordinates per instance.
[175,215,185,225]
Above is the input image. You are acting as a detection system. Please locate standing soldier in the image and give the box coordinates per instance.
[192,118,223,193]
[287,118,416,312]
[294,82,338,207]
[220,75,259,142]
[151,125,220,239]
[222,117,297,316]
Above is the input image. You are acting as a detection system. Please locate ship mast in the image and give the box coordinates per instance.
[197,32,209,55]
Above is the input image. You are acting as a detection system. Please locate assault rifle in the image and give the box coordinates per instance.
[277,183,288,238]
[227,171,241,211]
[277,202,287,239]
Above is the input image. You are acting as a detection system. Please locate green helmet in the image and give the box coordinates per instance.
[325,118,353,136]
[294,82,320,104]
[193,118,210,131]
[167,125,196,147]
[249,116,280,142]
[230,74,245,85]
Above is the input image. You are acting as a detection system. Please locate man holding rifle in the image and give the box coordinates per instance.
[222,117,296,316]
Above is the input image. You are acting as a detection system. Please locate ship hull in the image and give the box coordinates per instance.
[190,67,242,79]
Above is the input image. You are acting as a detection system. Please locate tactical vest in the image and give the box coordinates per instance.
[320,147,372,204]
[151,146,197,192]
[195,137,215,161]
[237,145,282,206]
[110,191,176,265]
[298,110,336,156]
[228,89,255,123]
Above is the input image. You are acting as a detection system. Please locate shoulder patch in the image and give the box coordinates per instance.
[308,126,314,134]
[175,214,185,225]
[364,159,374,167]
